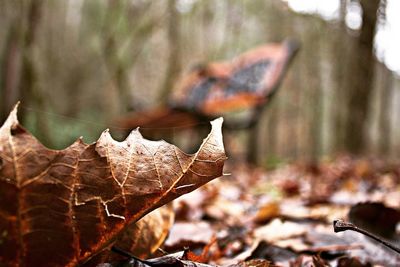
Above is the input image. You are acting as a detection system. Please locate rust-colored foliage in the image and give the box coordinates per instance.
[0,104,226,266]
[116,204,175,259]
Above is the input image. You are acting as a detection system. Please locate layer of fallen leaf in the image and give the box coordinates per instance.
[108,156,400,267]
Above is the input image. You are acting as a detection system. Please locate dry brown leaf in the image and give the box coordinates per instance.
[87,204,174,265]
[165,221,214,249]
[253,219,307,243]
[0,103,226,266]
[253,201,280,224]
[117,203,174,259]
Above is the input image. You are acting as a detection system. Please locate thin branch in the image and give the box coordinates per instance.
[111,246,155,267]
[333,219,400,254]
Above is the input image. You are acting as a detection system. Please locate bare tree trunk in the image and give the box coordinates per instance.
[259,0,287,163]
[247,122,260,164]
[101,1,158,115]
[265,101,279,160]
[331,0,349,153]
[20,0,41,119]
[159,0,181,103]
[378,66,393,155]
[102,0,131,115]
[339,0,347,25]
[344,0,380,154]
[19,0,52,145]
[307,28,322,162]
[1,24,20,122]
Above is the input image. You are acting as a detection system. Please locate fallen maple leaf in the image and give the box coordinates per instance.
[116,203,175,259]
[84,204,175,265]
[0,103,226,267]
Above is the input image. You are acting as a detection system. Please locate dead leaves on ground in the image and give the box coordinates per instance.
[159,158,400,266]
[0,104,226,266]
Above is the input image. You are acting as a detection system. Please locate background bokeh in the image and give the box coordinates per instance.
[0,0,399,167]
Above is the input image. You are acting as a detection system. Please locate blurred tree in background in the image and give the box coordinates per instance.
[343,0,380,154]
[0,0,399,166]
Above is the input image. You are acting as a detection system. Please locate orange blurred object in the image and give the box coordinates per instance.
[116,39,299,131]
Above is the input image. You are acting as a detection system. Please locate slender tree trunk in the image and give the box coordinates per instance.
[1,24,20,122]
[307,29,322,162]
[260,0,287,163]
[159,0,181,103]
[247,122,260,164]
[102,0,131,115]
[20,0,42,121]
[332,0,349,153]
[378,66,393,155]
[265,101,279,160]
[344,0,380,154]
[19,0,52,145]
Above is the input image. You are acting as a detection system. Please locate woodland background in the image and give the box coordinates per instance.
[0,0,399,167]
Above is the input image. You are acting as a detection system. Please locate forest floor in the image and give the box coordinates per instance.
[157,155,400,266]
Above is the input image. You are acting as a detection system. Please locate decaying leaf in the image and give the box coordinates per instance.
[165,221,215,250]
[88,204,175,265]
[98,250,272,267]
[115,203,175,259]
[0,103,226,266]
[349,202,400,238]
[253,201,280,224]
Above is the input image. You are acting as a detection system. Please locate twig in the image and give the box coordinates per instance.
[111,246,155,266]
[333,219,400,254]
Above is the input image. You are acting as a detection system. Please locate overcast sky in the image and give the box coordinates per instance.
[285,0,400,74]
